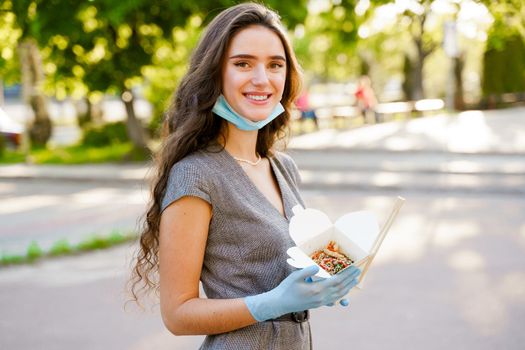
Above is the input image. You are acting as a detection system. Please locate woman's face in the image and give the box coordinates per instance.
[221,24,287,122]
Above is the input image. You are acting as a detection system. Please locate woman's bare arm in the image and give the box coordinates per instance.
[159,196,257,335]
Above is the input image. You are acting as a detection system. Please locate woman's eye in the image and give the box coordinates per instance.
[269,62,284,69]
[234,62,249,68]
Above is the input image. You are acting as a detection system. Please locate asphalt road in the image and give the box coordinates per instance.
[0,179,147,255]
[1,180,524,349]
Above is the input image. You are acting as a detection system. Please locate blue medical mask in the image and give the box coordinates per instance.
[212,95,285,131]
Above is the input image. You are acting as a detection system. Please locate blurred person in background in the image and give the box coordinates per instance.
[354,75,379,123]
[296,89,319,130]
[130,3,361,350]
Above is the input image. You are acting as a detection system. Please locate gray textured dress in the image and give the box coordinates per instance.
[161,145,311,350]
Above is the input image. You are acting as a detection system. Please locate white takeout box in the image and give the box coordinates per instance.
[286,204,380,282]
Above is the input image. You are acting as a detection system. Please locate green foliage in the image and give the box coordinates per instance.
[293,3,362,81]
[142,16,203,138]
[0,254,25,265]
[81,121,128,147]
[481,0,525,97]
[0,142,144,164]
[48,239,73,256]
[26,241,43,261]
[75,231,131,251]
[482,32,525,96]
[36,142,139,164]
[76,235,111,251]
[0,147,25,163]
[107,230,128,245]
[0,1,22,84]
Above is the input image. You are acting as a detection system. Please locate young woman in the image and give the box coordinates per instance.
[130,3,361,349]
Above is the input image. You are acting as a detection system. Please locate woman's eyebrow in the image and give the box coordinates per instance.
[228,54,286,61]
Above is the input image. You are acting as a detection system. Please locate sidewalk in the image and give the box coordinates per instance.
[289,107,525,154]
[1,107,524,186]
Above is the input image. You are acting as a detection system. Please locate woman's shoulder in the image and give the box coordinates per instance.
[272,150,296,168]
[162,150,216,211]
[170,148,219,172]
[271,151,301,184]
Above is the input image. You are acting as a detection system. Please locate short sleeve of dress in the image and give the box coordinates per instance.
[160,158,212,212]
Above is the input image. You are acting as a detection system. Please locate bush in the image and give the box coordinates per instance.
[81,121,128,147]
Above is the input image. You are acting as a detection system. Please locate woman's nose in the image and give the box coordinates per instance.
[251,64,269,85]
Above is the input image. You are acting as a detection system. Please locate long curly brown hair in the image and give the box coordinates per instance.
[129,2,303,302]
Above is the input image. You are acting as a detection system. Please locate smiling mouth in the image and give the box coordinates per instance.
[245,94,271,101]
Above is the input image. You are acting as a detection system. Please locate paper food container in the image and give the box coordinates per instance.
[286,204,380,283]
[287,197,406,289]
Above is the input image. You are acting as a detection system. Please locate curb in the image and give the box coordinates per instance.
[3,171,522,197]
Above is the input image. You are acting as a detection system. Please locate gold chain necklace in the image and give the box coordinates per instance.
[233,154,262,166]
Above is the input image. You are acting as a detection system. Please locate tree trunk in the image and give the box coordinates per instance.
[18,39,52,146]
[453,54,465,110]
[121,89,150,156]
[413,37,425,100]
[402,54,413,100]
[76,96,103,127]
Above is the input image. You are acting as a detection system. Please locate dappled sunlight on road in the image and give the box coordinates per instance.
[455,272,507,336]
[70,187,147,205]
[448,249,485,271]
[0,246,129,287]
[70,188,126,204]
[0,182,16,195]
[374,214,427,264]
[369,171,403,187]
[0,181,148,254]
[520,223,525,237]
[446,111,498,153]
[290,107,525,154]
[444,160,486,173]
[432,222,479,247]
[0,195,61,215]
[399,110,497,153]
[130,329,203,350]
[304,191,525,345]
[500,272,525,302]
[287,129,341,149]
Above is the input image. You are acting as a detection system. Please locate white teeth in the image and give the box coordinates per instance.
[246,94,269,101]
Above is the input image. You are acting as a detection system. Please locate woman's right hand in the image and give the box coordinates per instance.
[244,265,361,321]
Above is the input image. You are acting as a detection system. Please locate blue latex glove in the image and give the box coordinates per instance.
[244,265,361,321]
[306,276,350,307]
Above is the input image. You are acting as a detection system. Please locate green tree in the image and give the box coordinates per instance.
[6,1,310,153]
[293,0,388,82]
[47,1,308,154]
[397,0,440,100]
[0,5,21,105]
[482,32,525,96]
[481,0,525,99]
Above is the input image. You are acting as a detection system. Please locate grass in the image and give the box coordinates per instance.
[0,230,137,267]
[0,150,26,164]
[0,142,149,164]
